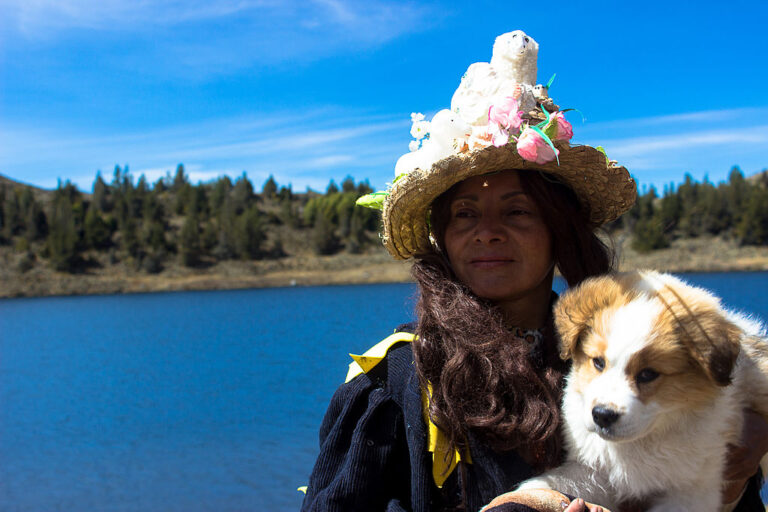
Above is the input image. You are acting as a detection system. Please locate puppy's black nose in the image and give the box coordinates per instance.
[592,406,620,428]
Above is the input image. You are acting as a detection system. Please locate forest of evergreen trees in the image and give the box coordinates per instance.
[0,165,378,273]
[618,166,768,252]
[1,164,767,275]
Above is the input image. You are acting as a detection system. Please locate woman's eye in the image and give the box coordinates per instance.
[506,209,529,216]
[454,209,475,218]
[592,357,605,372]
[636,368,659,384]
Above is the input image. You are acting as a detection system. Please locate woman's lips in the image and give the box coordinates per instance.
[469,257,514,268]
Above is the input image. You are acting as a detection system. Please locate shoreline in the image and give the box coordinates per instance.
[3,236,768,299]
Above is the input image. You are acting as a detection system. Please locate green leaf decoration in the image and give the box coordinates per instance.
[535,105,551,130]
[595,146,610,166]
[531,126,560,166]
[561,108,586,123]
[546,73,556,89]
[355,192,388,210]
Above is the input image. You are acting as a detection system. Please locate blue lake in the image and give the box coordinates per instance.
[1,273,766,511]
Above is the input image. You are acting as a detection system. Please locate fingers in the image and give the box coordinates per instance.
[563,498,586,511]
[562,498,607,512]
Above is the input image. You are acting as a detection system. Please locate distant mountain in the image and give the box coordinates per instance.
[747,169,768,186]
[0,173,57,203]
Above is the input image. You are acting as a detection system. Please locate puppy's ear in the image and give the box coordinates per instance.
[684,310,741,386]
[657,281,742,386]
[554,290,586,361]
[554,274,629,361]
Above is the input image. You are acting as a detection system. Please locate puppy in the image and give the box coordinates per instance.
[517,270,768,511]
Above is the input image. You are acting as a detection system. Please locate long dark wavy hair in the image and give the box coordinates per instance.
[412,170,615,470]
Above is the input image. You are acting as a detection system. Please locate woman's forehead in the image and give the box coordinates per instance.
[452,171,524,197]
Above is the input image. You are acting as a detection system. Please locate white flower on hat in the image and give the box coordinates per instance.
[425,109,471,158]
[410,120,430,140]
[395,109,471,178]
[410,112,425,123]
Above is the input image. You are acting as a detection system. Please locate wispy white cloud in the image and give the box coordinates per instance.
[0,0,439,83]
[5,106,766,194]
[3,0,437,67]
[6,0,281,33]
[599,125,768,158]
[567,107,768,186]
[0,109,408,191]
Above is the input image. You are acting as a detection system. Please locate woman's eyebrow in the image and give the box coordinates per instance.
[500,191,526,200]
[451,194,478,203]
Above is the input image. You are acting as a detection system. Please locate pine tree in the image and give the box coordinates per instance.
[179,214,202,267]
[631,214,670,252]
[277,184,293,202]
[311,212,341,255]
[231,173,254,214]
[121,217,141,259]
[19,188,48,241]
[213,198,237,261]
[737,188,768,245]
[235,205,265,259]
[3,188,21,238]
[84,205,112,249]
[210,176,233,217]
[725,166,749,227]
[47,194,79,271]
[92,171,111,213]
[657,184,681,234]
[347,210,367,254]
[173,164,188,191]
[341,176,356,193]
[262,175,278,198]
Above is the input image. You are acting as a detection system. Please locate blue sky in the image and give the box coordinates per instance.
[1,0,766,194]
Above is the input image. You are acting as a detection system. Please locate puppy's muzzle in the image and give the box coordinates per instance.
[592,405,621,429]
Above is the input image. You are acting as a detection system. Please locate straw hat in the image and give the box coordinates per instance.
[359,30,636,260]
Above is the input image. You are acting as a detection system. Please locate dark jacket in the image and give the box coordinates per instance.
[301,330,765,512]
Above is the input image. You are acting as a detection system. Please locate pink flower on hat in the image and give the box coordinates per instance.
[517,126,559,164]
[489,97,523,131]
[488,97,523,147]
[544,111,573,142]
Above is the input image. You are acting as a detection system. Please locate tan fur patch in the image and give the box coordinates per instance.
[628,340,719,409]
[554,273,643,361]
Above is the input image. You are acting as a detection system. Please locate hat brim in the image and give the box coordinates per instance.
[382,141,636,260]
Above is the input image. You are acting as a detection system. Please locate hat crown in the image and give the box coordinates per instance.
[358,30,637,260]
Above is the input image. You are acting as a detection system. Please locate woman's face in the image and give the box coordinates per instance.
[443,172,554,311]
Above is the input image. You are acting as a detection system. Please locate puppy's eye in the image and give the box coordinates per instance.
[592,357,605,372]
[636,368,660,384]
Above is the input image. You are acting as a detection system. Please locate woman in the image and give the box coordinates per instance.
[301,31,766,512]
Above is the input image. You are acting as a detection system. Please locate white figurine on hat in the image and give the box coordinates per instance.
[451,30,539,127]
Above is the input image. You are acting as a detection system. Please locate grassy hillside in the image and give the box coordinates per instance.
[2,166,768,298]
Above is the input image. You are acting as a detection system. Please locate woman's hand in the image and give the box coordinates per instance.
[721,408,768,504]
[481,489,611,512]
[563,498,606,512]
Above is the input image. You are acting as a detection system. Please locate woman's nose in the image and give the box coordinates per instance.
[474,215,506,244]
